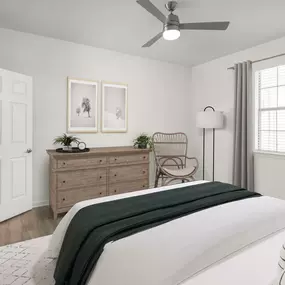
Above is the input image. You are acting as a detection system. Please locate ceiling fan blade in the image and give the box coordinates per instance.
[142,32,163,47]
[137,0,167,23]
[180,21,230,30]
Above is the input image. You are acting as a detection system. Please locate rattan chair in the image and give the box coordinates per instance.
[152,132,199,187]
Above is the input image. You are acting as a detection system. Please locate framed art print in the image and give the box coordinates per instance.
[67,78,98,133]
[101,82,128,133]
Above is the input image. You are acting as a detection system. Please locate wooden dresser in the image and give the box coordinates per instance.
[47,146,151,219]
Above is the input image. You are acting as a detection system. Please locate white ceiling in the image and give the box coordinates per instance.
[1,0,285,67]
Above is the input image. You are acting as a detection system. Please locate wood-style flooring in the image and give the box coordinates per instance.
[0,206,62,247]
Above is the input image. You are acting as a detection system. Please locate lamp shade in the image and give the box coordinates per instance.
[196,111,224,129]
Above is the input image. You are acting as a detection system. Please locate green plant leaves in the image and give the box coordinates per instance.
[133,133,153,149]
[53,133,80,146]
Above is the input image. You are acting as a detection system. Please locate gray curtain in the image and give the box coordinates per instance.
[233,61,254,191]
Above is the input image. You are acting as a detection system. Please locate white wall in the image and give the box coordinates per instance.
[254,152,285,200]
[190,35,285,191]
[0,28,192,206]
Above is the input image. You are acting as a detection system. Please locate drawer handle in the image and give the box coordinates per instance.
[99,159,102,163]
[63,180,66,183]
[99,192,102,195]
[143,185,145,187]
[114,174,117,177]
[62,198,66,201]
[114,190,117,193]
[63,162,66,165]
[143,156,146,159]
[114,158,117,161]
[143,171,146,174]
[99,176,102,179]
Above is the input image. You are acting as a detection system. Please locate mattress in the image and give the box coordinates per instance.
[0,230,284,285]
[49,181,285,285]
[183,229,285,285]
[49,181,209,258]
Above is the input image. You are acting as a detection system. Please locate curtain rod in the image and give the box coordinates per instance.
[227,52,285,70]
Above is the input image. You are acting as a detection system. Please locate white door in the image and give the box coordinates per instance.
[0,69,33,222]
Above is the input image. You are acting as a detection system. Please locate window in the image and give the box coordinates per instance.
[256,65,285,153]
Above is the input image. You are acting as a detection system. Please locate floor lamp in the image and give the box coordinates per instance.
[196,106,224,181]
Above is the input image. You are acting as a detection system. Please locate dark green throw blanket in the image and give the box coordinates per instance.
[54,182,260,285]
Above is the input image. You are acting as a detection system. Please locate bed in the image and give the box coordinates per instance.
[46,180,285,285]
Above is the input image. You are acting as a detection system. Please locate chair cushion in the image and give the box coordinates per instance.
[163,166,195,177]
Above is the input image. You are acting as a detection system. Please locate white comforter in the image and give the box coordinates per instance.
[49,181,285,285]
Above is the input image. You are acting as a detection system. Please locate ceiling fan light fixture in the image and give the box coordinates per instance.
[163,28,180,41]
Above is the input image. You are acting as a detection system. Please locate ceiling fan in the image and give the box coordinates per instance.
[136,0,230,47]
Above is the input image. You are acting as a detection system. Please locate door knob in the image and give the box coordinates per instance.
[26,148,32,153]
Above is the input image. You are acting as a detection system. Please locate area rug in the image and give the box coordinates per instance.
[0,235,55,285]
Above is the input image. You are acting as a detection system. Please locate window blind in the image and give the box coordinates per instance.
[256,65,285,152]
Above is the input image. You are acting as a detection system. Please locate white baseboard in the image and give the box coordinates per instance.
[33,200,49,208]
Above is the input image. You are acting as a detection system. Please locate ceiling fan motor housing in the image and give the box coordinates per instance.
[164,13,180,32]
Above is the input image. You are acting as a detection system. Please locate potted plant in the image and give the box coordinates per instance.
[53,133,80,151]
[133,133,153,149]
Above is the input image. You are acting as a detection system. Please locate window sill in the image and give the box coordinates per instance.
[254,150,285,158]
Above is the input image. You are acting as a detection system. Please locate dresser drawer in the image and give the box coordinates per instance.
[109,179,148,195]
[57,168,107,189]
[57,185,107,208]
[57,156,107,169]
[109,165,148,183]
[109,154,149,164]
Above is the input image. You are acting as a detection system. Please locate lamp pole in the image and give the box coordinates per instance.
[202,106,216,181]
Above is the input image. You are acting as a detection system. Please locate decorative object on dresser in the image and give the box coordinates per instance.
[101,82,128,133]
[47,146,150,219]
[133,133,153,149]
[196,106,224,181]
[53,133,80,152]
[55,147,90,153]
[67,78,98,133]
[78,141,87,151]
[152,132,199,187]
